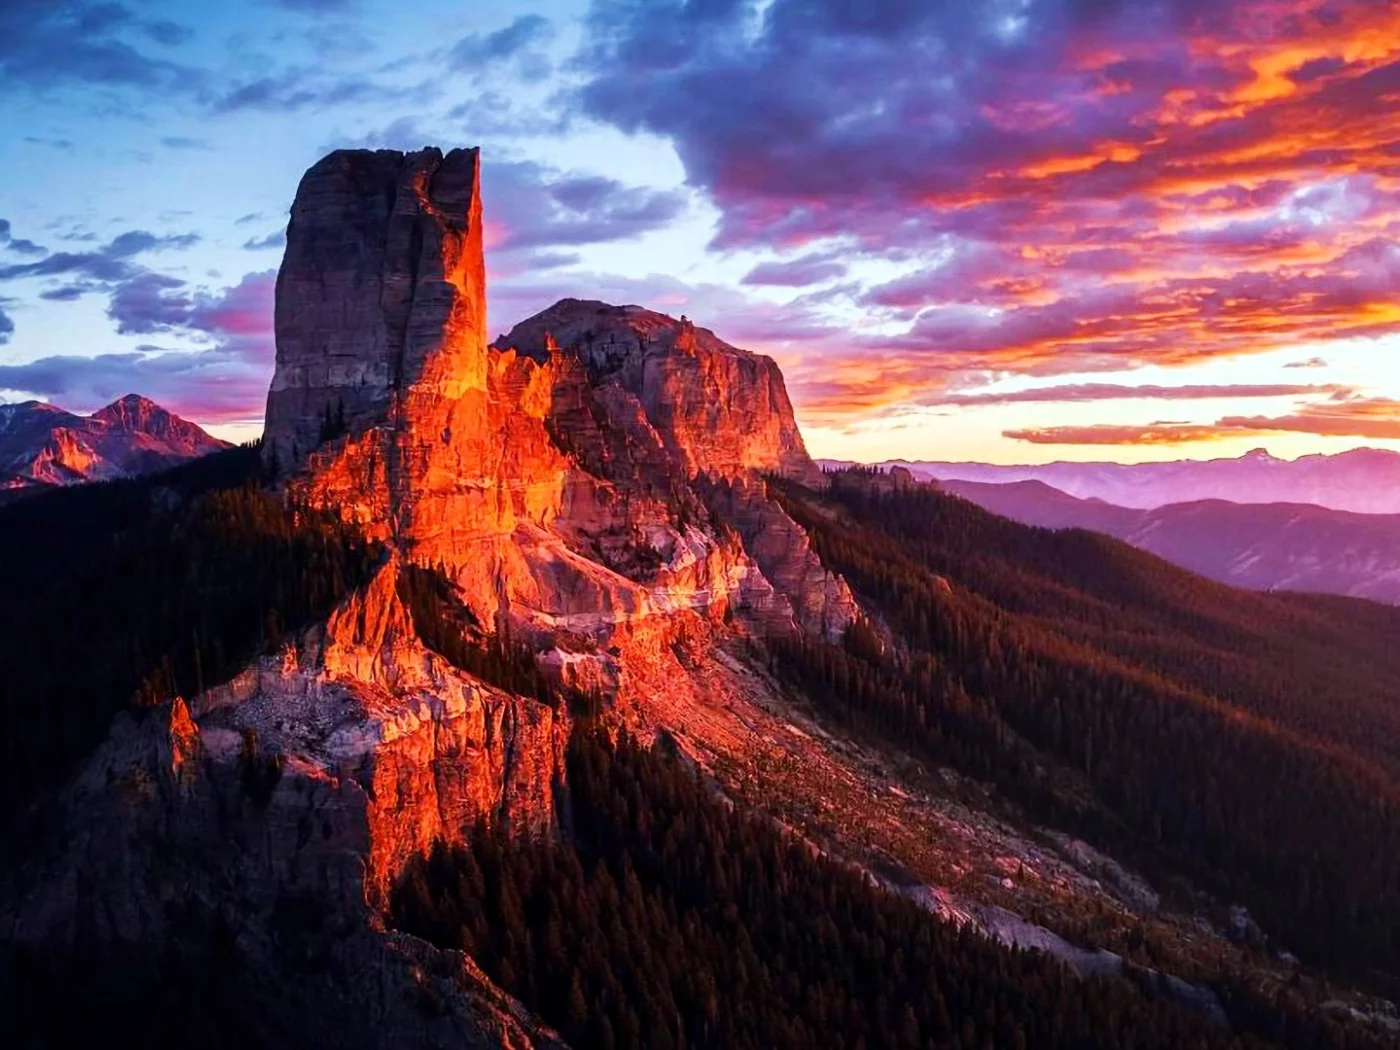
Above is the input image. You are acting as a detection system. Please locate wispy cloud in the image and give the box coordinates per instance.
[570,0,1400,423]
[1005,397,1400,444]
[243,229,287,251]
[938,383,1353,407]
[0,1,201,96]
[0,271,277,423]
[449,15,553,72]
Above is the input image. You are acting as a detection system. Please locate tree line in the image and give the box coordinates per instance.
[0,445,380,829]
[769,472,1400,984]
[394,724,1340,1050]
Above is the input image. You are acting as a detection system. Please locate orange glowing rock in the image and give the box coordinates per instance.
[264,146,852,671]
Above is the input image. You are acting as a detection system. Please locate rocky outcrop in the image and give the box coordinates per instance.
[263,148,487,473]
[499,298,821,484]
[0,394,228,495]
[705,475,858,638]
[5,559,566,1048]
[186,557,565,904]
[263,147,850,653]
[10,145,856,1047]
[264,147,565,559]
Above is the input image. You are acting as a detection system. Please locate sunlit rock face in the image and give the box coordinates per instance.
[212,153,854,994]
[192,555,566,907]
[499,298,821,485]
[265,146,851,659]
[263,147,488,473]
[8,144,855,1045]
[206,146,854,899]
[264,147,560,556]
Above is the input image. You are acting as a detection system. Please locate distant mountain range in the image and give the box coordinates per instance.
[940,477,1400,604]
[0,394,229,498]
[820,447,1400,513]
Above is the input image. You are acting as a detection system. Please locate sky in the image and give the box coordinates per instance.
[1,0,1399,464]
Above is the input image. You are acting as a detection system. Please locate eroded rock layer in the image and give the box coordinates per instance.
[500,298,820,484]
[263,146,852,662]
[12,145,855,1046]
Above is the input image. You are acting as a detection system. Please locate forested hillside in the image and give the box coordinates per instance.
[8,450,1400,1044]
[395,725,1378,1050]
[771,470,1400,984]
[0,444,380,826]
[941,477,1400,606]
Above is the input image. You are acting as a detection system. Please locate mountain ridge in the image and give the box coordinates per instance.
[821,446,1400,512]
[7,147,1400,1048]
[941,477,1400,604]
[0,393,228,497]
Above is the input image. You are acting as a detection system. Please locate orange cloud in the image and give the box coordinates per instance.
[1003,397,1400,446]
[1220,397,1400,440]
[579,0,1400,432]
[1004,423,1241,445]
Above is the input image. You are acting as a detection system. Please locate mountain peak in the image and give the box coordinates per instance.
[500,298,725,360]
[262,145,485,472]
[265,141,846,636]
[266,145,820,495]
[89,393,226,454]
[109,392,159,408]
[91,392,167,426]
[1,399,62,414]
[0,394,227,495]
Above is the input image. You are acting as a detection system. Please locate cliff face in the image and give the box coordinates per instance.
[499,298,820,485]
[263,148,487,473]
[9,629,566,1049]
[11,145,852,1046]
[263,147,851,662]
[264,147,563,562]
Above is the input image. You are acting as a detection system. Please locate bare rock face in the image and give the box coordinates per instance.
[263,147,488,474]
[265,147,570,606]
[265,147,848,656]
[705,475,858,638]
[191,556,565,907]
[12,145,855,1047]
[499,298,821,484]
[6,559,566,1049]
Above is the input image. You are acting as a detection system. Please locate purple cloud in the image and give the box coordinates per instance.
[0,1,203,95]
[107,272,192,334]
[0,271,277,424]
[450,14,553,71]
[212,72,426,114]
[243,229,287,251]
[743,255,848,287]
[0,228,199,283]
[485,161,688,252]
[562,0,1400,422]
[936,382,1353,406]
[38,285,91,302]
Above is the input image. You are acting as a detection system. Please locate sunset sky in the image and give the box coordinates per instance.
[2,0,1398,463]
